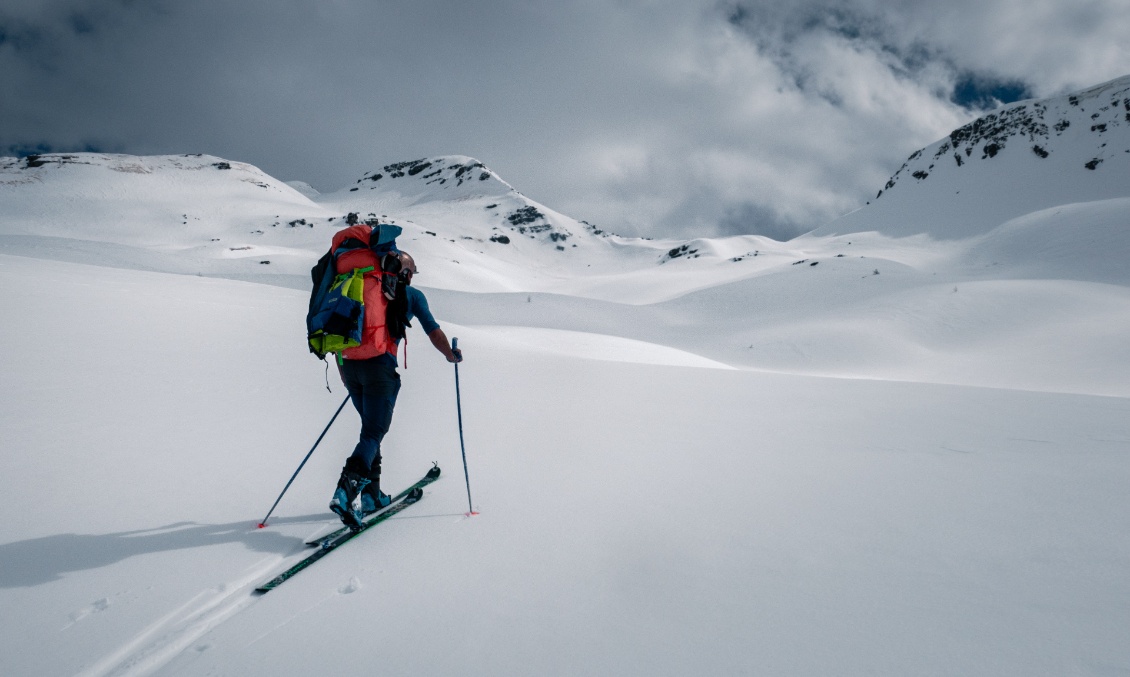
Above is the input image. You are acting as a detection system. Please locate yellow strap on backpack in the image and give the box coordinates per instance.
[335,266,375,303]
[328,266,376,366]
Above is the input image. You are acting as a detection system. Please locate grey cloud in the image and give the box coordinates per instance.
[725,1,1017,109]
[723,0,1130,103]
[718,202,806,241]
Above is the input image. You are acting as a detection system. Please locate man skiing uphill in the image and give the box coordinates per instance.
[321,222,462,530]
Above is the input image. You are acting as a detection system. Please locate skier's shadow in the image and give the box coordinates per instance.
[0,513,330,588]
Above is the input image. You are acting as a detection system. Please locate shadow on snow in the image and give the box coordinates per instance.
[0,514,329,588]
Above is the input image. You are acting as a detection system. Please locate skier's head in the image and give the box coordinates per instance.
[399,251,417,282]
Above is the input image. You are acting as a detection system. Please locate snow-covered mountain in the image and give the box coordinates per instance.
[819,74,1130,238]
[0,153,313,240]
[0,149,791,302]
[2,76,1130,677]
[0,151,616,283]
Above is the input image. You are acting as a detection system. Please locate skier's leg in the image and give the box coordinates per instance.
[346,359,401,471]
[341,359,401,512]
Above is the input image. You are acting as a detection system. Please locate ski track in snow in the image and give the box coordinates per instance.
[94,508,432,676]
[73,516,337,677]
[73,556,281,677]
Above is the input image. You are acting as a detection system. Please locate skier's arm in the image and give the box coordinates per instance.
[408,286,460,362]
[428,327,462,363]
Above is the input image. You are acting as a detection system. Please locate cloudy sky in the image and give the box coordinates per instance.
[2,1,1128,239]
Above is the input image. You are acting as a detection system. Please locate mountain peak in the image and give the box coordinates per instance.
[819,74,1130,238]
[338,155,516,202]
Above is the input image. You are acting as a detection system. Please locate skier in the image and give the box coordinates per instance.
[327,228,462,529]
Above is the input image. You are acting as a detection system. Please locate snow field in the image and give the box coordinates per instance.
[2,253,1129,675]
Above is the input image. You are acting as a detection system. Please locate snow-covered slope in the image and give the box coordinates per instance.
[0,153,317,242]
[0,150,825,305]
[4,253,1126,677]
[818,74,1130,239]
[0,151,669,295]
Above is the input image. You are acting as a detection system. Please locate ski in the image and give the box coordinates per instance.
[304,463,442,546]
[254,464,440,594]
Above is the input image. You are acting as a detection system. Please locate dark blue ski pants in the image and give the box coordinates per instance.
[341,357,401,479]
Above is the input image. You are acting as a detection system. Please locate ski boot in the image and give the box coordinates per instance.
[360,457,391,514]
[329,470,370,531]
[360,482,392,514]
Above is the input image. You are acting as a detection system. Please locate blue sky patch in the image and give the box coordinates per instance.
[952,74,1033,109]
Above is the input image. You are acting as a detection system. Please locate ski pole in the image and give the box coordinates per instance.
[257,393,351,528]
[452,338,477,515]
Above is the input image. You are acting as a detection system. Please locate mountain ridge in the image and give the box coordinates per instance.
[818,74,1130,239]
[3,75,1130,304]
